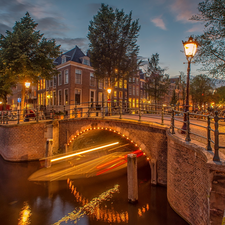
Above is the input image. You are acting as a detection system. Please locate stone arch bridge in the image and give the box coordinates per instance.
[0,117,225,225]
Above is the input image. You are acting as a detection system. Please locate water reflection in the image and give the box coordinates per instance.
[18,202,31,225]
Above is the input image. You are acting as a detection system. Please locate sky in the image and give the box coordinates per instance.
[0,0,205,77]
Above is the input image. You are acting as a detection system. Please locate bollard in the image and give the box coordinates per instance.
[171,109,175,134]
[45,139,53,168]
[127,154,138,203]
[213,111,220,162]
[161,106,164,125]
[149,159,157,185]
[206,115,212,151]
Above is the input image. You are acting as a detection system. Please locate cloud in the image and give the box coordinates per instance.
[54,38,89,53]
[170,0,199,23]
[151,16,167,30]
[0,0,68,37]
[187,24,203,33]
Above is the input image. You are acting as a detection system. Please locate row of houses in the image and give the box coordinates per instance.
[8,46,183,111]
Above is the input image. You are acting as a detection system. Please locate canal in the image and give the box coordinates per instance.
[0,130,188,225]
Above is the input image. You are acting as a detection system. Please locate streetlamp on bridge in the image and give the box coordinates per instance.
[181,36,198,134]
[107,88,112,116]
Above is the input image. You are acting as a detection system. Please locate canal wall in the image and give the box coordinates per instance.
[167,130,225,225]
[0,121,58,161]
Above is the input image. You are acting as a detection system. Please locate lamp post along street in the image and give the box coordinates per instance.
[107,88,112,116]
[24,81,31,122]
[181,37,197,133]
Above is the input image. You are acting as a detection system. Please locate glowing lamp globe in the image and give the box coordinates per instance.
[25,82,31,89]
[107,88,112,94]
[183,36,197,58]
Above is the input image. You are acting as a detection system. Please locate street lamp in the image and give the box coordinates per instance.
[181,36,198,134]
[25,81,31,114]
[107,88,112,116]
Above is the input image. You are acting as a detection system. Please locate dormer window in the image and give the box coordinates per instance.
[83,58,90,66]
[61,55,66,64]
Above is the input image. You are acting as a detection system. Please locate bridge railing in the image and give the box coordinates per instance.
[171,109,224,162]
[0,101,172,125]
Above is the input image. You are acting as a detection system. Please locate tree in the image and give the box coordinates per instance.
[0,12,61,109]
[170,89,178,106]
[145,53,170,108]
[214,86,225,104]
[191,0,225,77]
[190,74,215,109]
[87,4,141,87]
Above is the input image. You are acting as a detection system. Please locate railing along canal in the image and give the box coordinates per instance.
[171,109,224,162]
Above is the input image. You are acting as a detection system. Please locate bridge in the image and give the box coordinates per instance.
[0,105,225,225]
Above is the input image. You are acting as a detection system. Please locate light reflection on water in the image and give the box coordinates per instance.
[0,155,188,225]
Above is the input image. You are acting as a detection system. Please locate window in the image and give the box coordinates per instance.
[75,69,82,84]
[64,69,69,84]
[136,87,139,96]
[75,89,81,105]
[53,76,57,87]
[64,89,69,105]
[58,72,62,86]
[124,80,127,89]
[83,58,90,66]
[90,72,95,86]
[133,77,135,83]
[114,91,117,98]
[119,91,123,98]
[119,79,123,88]
[49,79,53,87]
[129,77,132,83]
[133,86,135,95]
[136,78,139,84]
[98,80,103,89]
[129,86,132,95]
[58,90,62,105]
[90,90,95,105]
[53,91,56,105]
[115,81,118,87]
[62,56,66,64]
[43,79,45,89]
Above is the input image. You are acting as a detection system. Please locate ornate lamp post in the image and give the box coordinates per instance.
[25,81,31,114]
[107,88,112,116]
[181,36,198,133]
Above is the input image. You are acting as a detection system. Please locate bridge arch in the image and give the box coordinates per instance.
[57,118,168,185]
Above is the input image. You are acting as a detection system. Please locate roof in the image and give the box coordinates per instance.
[54,45,86,65]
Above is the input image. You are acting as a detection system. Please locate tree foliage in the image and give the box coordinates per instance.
[191,0,225,77]
[190,74,215,108]
[87,4,141,85]
[170,89,178,106]
[214,85,225,104]
[145,53,170,105]
[0,12,61,108]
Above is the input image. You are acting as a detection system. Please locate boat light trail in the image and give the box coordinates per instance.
[51,142,119,163]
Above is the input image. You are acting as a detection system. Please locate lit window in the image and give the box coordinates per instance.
[75,69,82,84]
[124,80,127,89]
[114,91,117,98]
[119,91,123,98]
[119,79,123,88]
[98,80,103,89]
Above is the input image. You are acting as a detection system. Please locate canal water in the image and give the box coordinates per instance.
[0,130,188,225]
